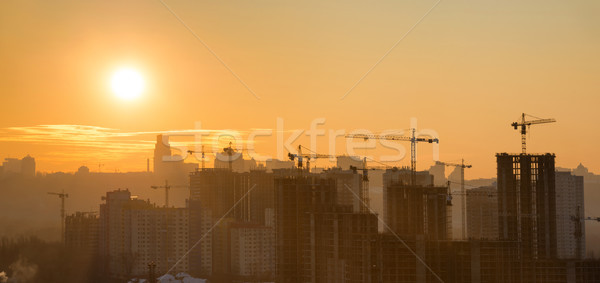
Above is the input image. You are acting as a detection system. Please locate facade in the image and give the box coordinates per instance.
[496,153,557,261]
[383,169,450,240]
[99,189,189,279]
[188,199,213,277]
[466,186,499,240]
[429,161,448,187]
[275,175,379,282]
[555,171,585,259]
[189,168,276,279]
[321,167,363,213]
[229,222,275,279]
[65,211,99,256]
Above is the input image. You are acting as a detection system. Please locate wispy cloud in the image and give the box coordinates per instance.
[1,125,156,152]
[0,125,269,163]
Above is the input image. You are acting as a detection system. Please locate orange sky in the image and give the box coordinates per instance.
[1,0,599,178]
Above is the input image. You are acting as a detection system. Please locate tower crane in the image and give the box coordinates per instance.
[349,157,391,213]
[511,113,556,154]
[571,206,600,259]
[287,145,336,173]
[150,180,188,208]
[48,190,69,243]
[187,145,207,171]
[223,142,239,171]
[437,160,472,240]
[346,129,439,186]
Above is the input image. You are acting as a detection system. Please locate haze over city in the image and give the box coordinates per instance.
[1,1,599,282]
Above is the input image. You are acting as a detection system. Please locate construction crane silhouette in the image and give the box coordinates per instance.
[572,206,599,259]
[437,159,472,240]
[150,180,187,208]
[48,190,69,243]
[223,142,239,171]
[511,113,556,154]
[349,157,391,213]
[346,129,439,186]
[187,145,207,171]
[287,145,337,173]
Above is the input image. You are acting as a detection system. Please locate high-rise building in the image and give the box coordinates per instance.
[154,134,172,175]
[189,168,276,279]
[275,174,378,282]
[229,222,275,279]
[65,211,99,256]
[382,169,449,240]
[99,189,189,279]
[153,134,198,184]
[496,153,557,261]
[188,199,213,277]
[555,171,585,259]
[467,186,499,240]
[322,167,362,213]
[189,168,261,223]
[1,155,35,177]
[429,161,447,187]
[20,155,35,177]
[2,158,22,174]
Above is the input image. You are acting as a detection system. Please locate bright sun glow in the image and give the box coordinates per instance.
[110,68,145,100]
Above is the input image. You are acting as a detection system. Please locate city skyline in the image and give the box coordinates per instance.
[1,1,599,178]
[1,1,599,282]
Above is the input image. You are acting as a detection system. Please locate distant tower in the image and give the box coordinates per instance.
[555,171,585,259]
[467,186,499,240]
[153,134,172,175]
[21,155,35,177]
[147,158,150,173]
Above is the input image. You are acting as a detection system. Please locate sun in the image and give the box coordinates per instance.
[110,68,145,100]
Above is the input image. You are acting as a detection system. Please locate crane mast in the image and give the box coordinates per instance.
[437,159,472,240]
[511,113,556,154]
[48,190,69,243]
[223,142,237,171]
[187,145,207,171]
[349,157,390,213]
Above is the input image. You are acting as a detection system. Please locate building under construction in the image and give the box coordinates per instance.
[382,168,451,241]
[497,153,557,261]
[65,211,99,256]
[466,186,499,240]
[275,174,378,283]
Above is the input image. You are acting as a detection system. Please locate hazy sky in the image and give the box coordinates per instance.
[1,0,599,178]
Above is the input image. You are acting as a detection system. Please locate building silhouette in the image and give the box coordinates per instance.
[497,153,557,261]
[555,171,585,259]
[466,186,499,240]
[0,155,35,177]
[188,168,276,280]
[65,211,99,256]
[274,174,378,282]
[382,168,450,240]
[153,134,198,184]
[98,189,189,279]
